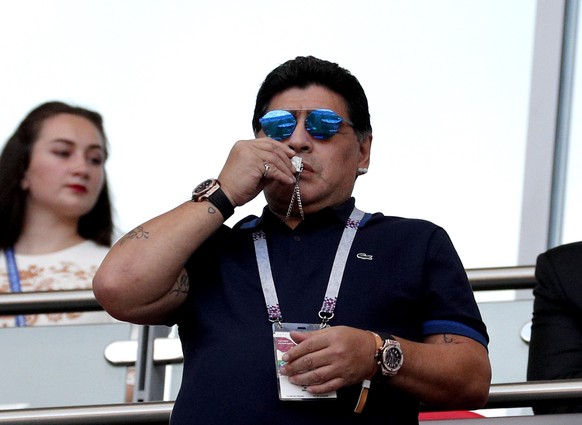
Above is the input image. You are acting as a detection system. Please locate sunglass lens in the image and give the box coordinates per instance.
[259,110,297,141]
[305,109,343,139]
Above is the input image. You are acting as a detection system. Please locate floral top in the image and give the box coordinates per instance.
[0,241,116,327]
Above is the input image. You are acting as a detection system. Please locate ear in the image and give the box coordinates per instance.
[357,134,372,171]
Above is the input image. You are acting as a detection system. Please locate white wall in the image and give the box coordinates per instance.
[0,0,538,268]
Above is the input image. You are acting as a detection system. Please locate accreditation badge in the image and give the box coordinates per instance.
[272,322,338,400]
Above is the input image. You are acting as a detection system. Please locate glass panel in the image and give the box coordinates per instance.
[0,323,132,409]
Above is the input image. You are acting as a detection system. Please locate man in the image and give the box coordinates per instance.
[94,56,490,424]
[527,241,582,414]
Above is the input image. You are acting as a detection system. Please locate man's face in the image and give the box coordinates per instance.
[258,85,371,216]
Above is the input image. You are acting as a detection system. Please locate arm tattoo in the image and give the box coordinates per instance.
[208,205,217,215]
[119,226,150,245]
[171,270,189,297]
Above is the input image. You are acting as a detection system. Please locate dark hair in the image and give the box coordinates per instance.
[252,56,372,141]
[0,101,114,249]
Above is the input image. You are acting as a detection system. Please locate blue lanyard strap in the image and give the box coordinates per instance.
[253,207,366,328]
[4,248,27,327]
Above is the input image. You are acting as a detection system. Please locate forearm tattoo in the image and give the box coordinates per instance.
[119,226,150,245]
[171,270,189,297]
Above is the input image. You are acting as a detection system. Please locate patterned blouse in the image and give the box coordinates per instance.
[0,241,116,327]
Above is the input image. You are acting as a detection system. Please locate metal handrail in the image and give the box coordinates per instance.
[467,266,536,291]
[0,402,172,424]
[0,289,102,315]
[0,266,537,316]
[0,380,581,424]
[487,379,582,408]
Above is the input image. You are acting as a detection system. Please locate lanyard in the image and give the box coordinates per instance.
[253,207,366,328]
[4,248,27,327]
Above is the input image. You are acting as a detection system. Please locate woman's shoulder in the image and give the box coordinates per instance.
[15,240,111,266]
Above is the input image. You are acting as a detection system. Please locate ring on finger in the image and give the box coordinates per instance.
[263,162,271,178]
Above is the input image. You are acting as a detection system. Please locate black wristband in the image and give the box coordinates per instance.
[208,187,234,220]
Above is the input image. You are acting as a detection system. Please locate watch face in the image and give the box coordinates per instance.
[381,341,403,376]
[194,179,215,194]
[192,178,218,201]
[383,346,403,370]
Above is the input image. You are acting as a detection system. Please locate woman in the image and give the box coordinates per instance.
[0,101,115,327]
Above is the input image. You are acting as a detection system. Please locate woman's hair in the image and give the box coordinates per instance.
[0,101,114,249]
[252,56,372,141]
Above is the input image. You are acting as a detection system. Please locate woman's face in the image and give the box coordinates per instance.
[21,113,106,220]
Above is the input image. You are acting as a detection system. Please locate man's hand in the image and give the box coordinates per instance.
[279,326,377,394]
[218,138,296,208]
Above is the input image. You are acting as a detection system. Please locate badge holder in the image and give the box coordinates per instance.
[272,322,337,400]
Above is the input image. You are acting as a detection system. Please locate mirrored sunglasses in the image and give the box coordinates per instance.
[259,109,353,141]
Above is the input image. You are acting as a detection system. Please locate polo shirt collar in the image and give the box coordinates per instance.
[239,197,357,231]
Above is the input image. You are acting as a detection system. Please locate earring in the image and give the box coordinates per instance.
[357,168,368,176]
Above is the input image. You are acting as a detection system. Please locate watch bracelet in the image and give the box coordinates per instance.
[208,187,234,220]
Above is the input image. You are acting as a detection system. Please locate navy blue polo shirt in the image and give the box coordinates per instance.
[171,198,488,425]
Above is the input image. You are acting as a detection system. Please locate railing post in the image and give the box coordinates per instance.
[133,325,170,402]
